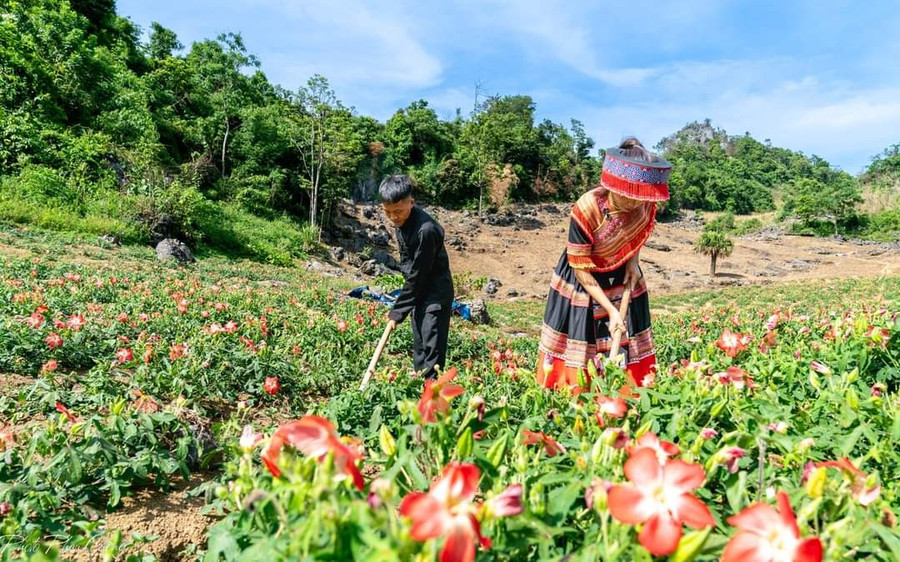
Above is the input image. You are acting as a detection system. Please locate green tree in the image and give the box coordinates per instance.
[147,22,183,60]
[694,228,734,276]
[282,76,365,228]
[783,176,862,235]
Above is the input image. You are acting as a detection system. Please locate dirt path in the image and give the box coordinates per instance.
[332,202,899,300]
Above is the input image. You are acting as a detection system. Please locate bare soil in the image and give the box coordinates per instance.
[332,202,900,300]
[70,474,214,562]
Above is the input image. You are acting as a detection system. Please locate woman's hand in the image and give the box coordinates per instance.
[623,254,641,290]
[606,306,627,338]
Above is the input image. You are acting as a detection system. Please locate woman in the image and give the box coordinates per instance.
[537,138,670,391]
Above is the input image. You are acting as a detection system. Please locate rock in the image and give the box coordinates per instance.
[156,238,195,263]
[329,246,346,262]
[367,227,391,246]
[506,289,519,297]
[447,237,467,251]
[98,234,120,246]
[362,207,375,219]
[785,259,815,271]
[259,280,288,288]
[645,241,671,252]
[305,260,341,277]
[359,260,392,277]
[371,250,399,270]
[468,298,491,325]
[483,277,502,295]
[484,213,515,227]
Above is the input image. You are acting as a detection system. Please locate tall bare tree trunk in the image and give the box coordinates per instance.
[710,253,718,276]
[222,116,230,178]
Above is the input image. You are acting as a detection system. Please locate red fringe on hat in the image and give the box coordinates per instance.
[601,170,669,201]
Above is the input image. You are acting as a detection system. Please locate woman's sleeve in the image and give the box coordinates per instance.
[566,215,596,269]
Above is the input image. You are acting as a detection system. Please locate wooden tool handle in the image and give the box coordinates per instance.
[359,321,395,390]
[608,286,633,363]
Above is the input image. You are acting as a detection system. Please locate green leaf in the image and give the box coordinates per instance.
[671,527,712,562]
[547,481,582,522]
[67,446,83,484]
[872,522,900,560]
[839,424,865,456]
[725,471,747,513]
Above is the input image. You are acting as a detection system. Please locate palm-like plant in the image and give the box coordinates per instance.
[694,229,734,276]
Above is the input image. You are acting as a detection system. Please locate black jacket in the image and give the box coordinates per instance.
[388,206,454,322]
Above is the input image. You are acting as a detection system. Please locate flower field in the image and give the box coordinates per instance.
[1,229,898,561]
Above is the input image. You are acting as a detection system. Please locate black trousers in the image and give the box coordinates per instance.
[412,301,452,380]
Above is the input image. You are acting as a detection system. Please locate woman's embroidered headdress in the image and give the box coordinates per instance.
[600,147,672,202]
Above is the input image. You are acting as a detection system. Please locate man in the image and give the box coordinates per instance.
[380,175,454,380]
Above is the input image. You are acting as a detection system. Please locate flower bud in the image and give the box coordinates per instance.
[805,466,827,499]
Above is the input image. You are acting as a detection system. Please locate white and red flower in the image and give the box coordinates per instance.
[418,368,464,423]
[628,432,680,462]
[399,463,493,562]
[45,333,64,349]
[722,491,822,562]
[263,376,280,396]
[716,329,751,358]
[261,415,364,490]
[521,430,566,458]
[608,448,715,556]
[66,313,85,331]
[815,457,880,506]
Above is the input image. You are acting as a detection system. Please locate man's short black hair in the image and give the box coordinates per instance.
[379,174,414,203]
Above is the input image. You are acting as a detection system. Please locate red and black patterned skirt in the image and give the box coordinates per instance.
[537,250,657,391]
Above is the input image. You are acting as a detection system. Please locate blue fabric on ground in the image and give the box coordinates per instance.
[346,286,472,322]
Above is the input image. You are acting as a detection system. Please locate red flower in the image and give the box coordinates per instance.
[815,457,880,506]
[115,348,134,364]
[169,343,187,361]
[594,395,627,427]
[809,361,831,375]
[45,333,63,349]
[418,368,464,423]
[521,430,566,457]
[261,416,364,490]
[66,314,85,331]
[714,446,747,473]
[714,366,754,390]
[224,320,238,333]
[337,319,348,333]
[608,449,715,556]
[399,463,490,562]
[863,326,890,348]
[263,376,280,396]
[41,360,58,373]
[55,402,77,424]
[628,432,680,462]
[484,484,524,518]
[716,328,751,357]
[722,491,822,562]
[24,313,44,329]
[117,312,129,323]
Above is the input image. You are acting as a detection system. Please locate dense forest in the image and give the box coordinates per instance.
[1,0,897,263]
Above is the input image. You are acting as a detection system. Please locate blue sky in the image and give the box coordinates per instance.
[117,0,900,173]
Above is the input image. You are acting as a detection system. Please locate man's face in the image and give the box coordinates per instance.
[382,197,415,227]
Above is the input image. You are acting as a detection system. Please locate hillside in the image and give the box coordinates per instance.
[327,201,900,305]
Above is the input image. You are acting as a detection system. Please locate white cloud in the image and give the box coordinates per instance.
[248,0,442,91]
[564,63,900,171]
